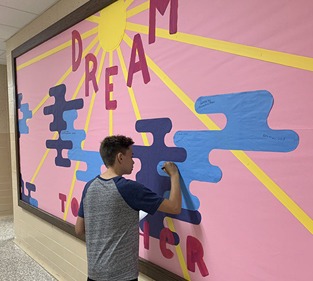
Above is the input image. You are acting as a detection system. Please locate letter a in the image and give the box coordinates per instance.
[127,33,150,87]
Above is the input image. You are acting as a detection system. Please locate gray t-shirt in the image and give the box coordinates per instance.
[78,176,164,281]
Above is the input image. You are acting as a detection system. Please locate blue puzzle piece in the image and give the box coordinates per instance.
[133,118,188,241]
[60,110,103,182]
[137,90,299,242]
[172,90,299,210]
[46,137,72,167]
[17,93,22,109]
[43,84,84,167]
[195,90,299,151]
[133,118,186,197]
[18,93,32,134]
[20,176,38,207]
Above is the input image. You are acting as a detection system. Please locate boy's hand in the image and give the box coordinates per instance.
[162,162,179,176]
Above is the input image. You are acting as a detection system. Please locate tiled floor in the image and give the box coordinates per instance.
[0,216,155,281]
[0,216,56,281]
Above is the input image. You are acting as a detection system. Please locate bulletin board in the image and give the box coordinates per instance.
[13,1,313,280]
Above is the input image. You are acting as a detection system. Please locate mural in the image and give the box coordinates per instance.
[15,1,313,280]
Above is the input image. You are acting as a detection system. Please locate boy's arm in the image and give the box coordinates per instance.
[75,216,85,237]
[158,162,182,214]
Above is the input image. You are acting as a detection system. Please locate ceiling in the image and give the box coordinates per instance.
[0,0,60,65]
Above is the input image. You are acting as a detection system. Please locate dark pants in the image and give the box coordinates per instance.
[87,277,138,281]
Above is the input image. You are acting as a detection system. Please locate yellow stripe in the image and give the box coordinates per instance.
[32,67,72,115]
[166,217,191,280]
[120,36,191,277]
[30,132,58,183]
[126,1,149,19]
[125,0,134,9]
[117,45,149,145]
[126,22,313,72]
[84,49,107,134]
[31,40,100,193]
[84,45,103,133]
[109,51,114,136]
[30,36,99,118]
[86,15,100,23]
[17,27,98,71]
[123,33,313,234]
[233,150,313,233]
[63,161,81,220]
[64,47,105,221]
[30,69,84,184]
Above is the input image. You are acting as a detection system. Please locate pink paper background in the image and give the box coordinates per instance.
[16,1,313,280]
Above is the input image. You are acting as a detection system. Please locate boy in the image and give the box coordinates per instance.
[75,135,181,281]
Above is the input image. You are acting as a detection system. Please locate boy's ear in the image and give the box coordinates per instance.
[117,152,123,163]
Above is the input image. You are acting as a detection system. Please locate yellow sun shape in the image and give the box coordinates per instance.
[98,0,127,51]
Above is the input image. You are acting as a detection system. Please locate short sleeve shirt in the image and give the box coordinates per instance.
[77,176,164,281]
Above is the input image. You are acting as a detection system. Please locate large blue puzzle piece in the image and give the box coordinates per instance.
[138,90,299,243]
[133,118,186,196]
[18,93,32,134]
[60,110,103,182]
[43,84,83,167]
[172,90,299,210]
[133,118,195,241]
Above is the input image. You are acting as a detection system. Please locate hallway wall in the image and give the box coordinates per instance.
[6,1,89,280]
[0,64,12,216]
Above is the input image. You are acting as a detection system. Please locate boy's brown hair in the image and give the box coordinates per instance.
[100,135,134,167]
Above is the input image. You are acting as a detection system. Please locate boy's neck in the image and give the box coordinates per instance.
[100,166,121,179]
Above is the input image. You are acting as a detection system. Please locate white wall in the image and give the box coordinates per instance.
[6,1,89,280]
[0,64,12,217]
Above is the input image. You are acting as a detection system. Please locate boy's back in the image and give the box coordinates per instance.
[81,176,139,281]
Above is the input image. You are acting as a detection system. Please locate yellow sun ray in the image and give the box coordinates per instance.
[30,37,100,183]
[30,42,101,184]
[122,32,313,235]
[126,22,313,72]
[118,39,191,280]
[116,46,149,145]
[166,217,191,281]
[31,35,99,117]
[86,15,101,24]
[30,132,58,183]
[109,51,114,136]
[17,27,98,71]
[126,1,149,19]
[84,48,106,136]
[125,0,135,9]
[30,40,101,184]
[63,46,106,221]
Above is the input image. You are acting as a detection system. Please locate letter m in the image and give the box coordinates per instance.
[149,0,178,44]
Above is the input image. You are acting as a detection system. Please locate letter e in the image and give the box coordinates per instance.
[105,66,118,110]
